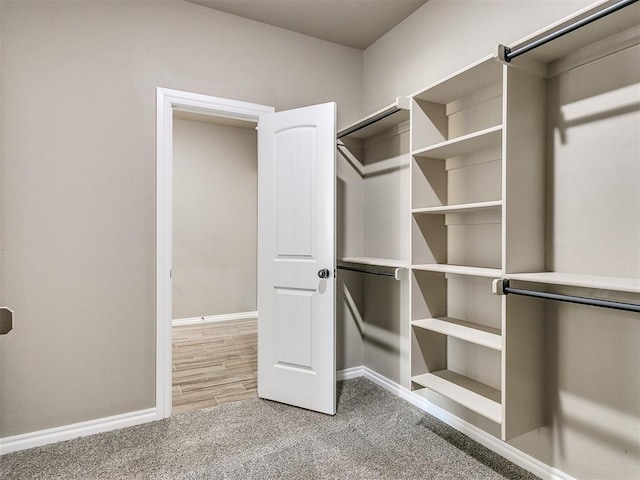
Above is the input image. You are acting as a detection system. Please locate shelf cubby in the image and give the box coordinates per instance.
[412,208,502,272]
[412,370,502,424]
[411,56,503,153]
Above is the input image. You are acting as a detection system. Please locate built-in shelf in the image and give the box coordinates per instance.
[412,200,502,215]
[411,56,503,105]
[337,97,410,141]
[412,370,502,424]
[412,317,502,351]
[506,272,640,294]
[412,264,502,278]
[412,125,502,159]
[339,257,409,269]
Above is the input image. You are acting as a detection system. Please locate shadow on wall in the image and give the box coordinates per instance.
[545,296,640,465]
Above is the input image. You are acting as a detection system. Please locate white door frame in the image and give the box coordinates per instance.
[156,87,274,419]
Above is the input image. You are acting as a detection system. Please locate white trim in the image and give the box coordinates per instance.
[336,366,574,480]
[156,87,274,420]
[172,311,258,327]
[0,408,156,455]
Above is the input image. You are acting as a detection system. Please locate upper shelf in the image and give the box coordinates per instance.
[412,125,502,159]
[412,200,502,215]
[339,257,409,269]
[413,264,502,279]
[505,272,640,294]
[505,0,640,64]
[411,56,503,105]
[337,97,410,141]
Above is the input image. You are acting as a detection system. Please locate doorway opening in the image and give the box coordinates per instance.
[171,110,258,414]
[156,88,274,419]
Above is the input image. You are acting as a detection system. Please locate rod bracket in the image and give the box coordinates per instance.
[492,278,508,295]
[497,44,511,63]
[394,267,408,281]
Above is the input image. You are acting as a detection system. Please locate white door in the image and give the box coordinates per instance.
[257,102,336,415]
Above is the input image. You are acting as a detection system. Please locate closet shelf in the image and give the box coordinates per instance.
[412,125,502,160]
[337,97,410,141]
[411,56,503,105]
[412,370,502,424]
[413,264,502,278]
[505,272,640,294]
[412,200,502,215]
[339,257,409,269]
[412,317,502,351]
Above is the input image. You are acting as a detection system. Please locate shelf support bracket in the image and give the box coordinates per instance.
[492,279,508,296]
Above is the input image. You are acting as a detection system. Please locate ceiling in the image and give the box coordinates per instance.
[186,0,428,50]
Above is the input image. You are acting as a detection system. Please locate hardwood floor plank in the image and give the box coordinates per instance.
[172,319,257,415]
[173,384,246,406]
[216,390,256,405]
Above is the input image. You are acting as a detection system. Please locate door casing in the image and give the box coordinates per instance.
[156,87,274,418]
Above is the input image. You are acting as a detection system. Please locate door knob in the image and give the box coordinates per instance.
[318,268,331,279]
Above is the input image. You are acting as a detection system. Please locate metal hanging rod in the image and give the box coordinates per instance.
[337,265,397,278]
[499,280,640,313]
[499,0,638,62]
[337,107,402,139]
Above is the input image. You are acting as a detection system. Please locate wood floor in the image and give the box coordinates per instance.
[172,319,257,415]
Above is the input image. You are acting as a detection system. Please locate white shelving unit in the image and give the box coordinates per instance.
[409,51,544,440]
[409,0,640,442]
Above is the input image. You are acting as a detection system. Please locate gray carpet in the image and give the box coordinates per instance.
[0,378,538,479]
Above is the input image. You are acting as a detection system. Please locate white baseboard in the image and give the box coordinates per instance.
[336,366,574,480]
[0,408,158,455]
[172,310,257,327]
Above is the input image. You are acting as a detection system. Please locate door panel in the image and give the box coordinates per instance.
[257,102,336,415]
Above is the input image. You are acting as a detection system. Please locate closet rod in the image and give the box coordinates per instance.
[500,0,638,62]
[337,265,397,277]
[337,107,401,139]
[501,280,640,313]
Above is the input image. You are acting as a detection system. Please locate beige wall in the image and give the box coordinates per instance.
[172,118,258,320]
[362,0,594,112]
[362,1,639,478]
[0,0,362,437]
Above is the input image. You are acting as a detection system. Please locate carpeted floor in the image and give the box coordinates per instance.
[0,378,539,479]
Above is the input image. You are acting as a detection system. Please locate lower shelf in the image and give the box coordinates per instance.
[340,256,408,268]
[411,317,502,351]
[412,370,502,424]
[412,264,502,278]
